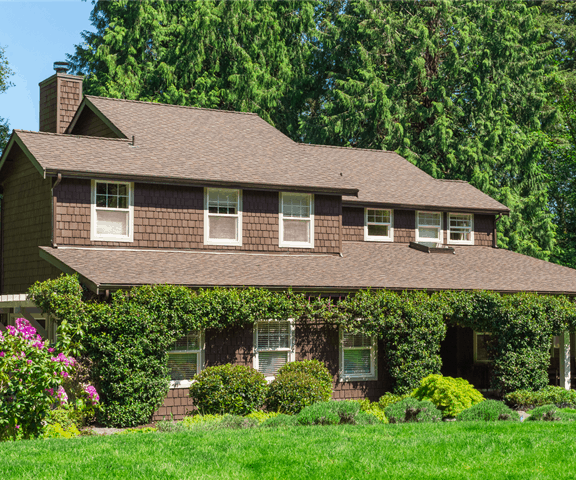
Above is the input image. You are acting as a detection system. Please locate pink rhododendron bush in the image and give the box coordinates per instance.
[0,318,99,440]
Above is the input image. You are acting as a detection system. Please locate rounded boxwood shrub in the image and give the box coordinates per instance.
[412,374,484,417]
[189,364,267,415]
[384,397,442,423]
[457,400,520,422]
[266,371,327,414]
[505,386,576,410]
[277,360,333,400]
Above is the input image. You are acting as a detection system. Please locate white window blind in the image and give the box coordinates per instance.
[205,188,241,245]
[280,193,313,247]
[340,329,377,380]
[168,331,203,383]
[92,181,132,241]
[254,321,293,377]
[417,211,442,244]
[449,214,473,243]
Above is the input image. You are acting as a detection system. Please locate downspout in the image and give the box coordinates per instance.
[493,214,502,248]
[52,173,62,248]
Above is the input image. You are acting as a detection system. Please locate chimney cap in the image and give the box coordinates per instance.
[53,61,70,74]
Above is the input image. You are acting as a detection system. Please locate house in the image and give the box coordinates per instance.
[1,64,576,420]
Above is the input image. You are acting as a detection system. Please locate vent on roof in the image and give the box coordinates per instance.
[409,242,455,254]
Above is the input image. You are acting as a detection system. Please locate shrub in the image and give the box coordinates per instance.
[217,414,259,430]
[457,400,520,422]
[245,411,281,424]
[156,418,187,433]
[384,397,442,423]
[116,427,157,435]
[266,371,327,414]
[356,399,388,424]
[189,364,268,415]
[355,412,382,425]
[297,401,361,426]
[42,423,80,439]
[261,414,299,428]
[526,405,576,422]
[504,386,576,410]
[277,360,332,400]
[182,414,223,429]
[378,393,409,410]
[412,374,484,417]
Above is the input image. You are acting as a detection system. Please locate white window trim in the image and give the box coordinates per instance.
[253,319,295,382]
[279,192,314,248]
[339,327,378,382]
[203,187,243,246]
[447,213,474,245]
[90,180,134,242]
[169,330,205,389]
[364,208,394,242]
[416,210,443,244]
[473,331,491,364]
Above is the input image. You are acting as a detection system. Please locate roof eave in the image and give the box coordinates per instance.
[342,199,510,215]
[0,132,46,179]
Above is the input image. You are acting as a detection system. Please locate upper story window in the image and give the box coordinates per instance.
[253,320,295,380]
[90,180,134,242]
[279,192,314,248]
[448,214,474,245]
[339,328,377,381]
[364,208,393,242]
[416,211,442,246]
[168,330,204,388]
[204,188,242,246]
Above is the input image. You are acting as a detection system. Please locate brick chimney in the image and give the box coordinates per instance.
[39,61,83,134]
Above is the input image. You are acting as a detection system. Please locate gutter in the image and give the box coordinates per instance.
[342,200,509,216]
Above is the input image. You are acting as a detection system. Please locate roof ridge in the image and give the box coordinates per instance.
[85,95,260,117]
[438,179,469,184]
[298,143,397,154]
[15,129,131,143]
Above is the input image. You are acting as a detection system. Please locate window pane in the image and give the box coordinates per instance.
[258,351,288,376]
[209,216,237,240]
[476,334,490,362]
[208,189,238,215]
[108,196,118,208]
[367,209,390,224]
[168,353,198,381]
[343,332,372,348]
[450,215,471,228]
[419,213,441,227]
[344,349,371,375]
[283,219,310,243]
[96,210,128,236]
[118,184,127,196]
[170,331,201,351]
[107,183,118,196]
[282,194,310,218]
[450,231,470,241]
[419,227,439,239]
[257,321,290,350]
[118,196,128,209]
[368,225,389,237]
[96,195,107,207]
[96,183,107,195]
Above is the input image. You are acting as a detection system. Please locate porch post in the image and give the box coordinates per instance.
[559,331,571,390]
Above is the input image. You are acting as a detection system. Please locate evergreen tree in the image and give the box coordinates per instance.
[69,0,315,138]
[302,0,559,259]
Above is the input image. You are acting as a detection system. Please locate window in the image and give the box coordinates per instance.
[365,208,393,241]
[416,211,442,246]
[448,214,473,244]
[91,180,134,242]
[253,320,295,380]
[279,193,314,248]
[168,330,204,388]
[339,329,377,381]
[474,331,491,363]
[204,188,242,246]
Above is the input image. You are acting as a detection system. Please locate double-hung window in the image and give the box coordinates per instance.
[167,330,204,388]
[365,208,393,241]
[339,328,377,381]
[204,188,242,246]
[253,320,295,380]
[91,180,134,242]
[279,193,314,248]
[416,211,442,246]
[448,214,474,244]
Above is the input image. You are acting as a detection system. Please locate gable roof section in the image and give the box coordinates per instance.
[40,243,576,295]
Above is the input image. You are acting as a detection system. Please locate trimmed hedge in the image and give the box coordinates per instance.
[189,364,268,415]
[266,371,327,414]
[504,386,576,410]
[297,401,365,426]
[526,405,576,422]
[277,360,332,399]
[457,400,519,422]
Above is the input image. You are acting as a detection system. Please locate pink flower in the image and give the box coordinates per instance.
[0,352,4,357]
[56,386,68,405]
[48,348,54,353]
[60,371,69,378]
[45,388,54,396]
[27,360,32,365]
[15,425,19,430]
[84,385,100,404]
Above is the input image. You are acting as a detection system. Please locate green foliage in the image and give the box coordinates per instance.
[181,414,223,428]
[260,414,298,428]
[356,399,388,424]
[378,393,410,410]
[457,400,520,422]
[355,412,382,425]
[505,386,576,410]
[413,374,484,418]
[156,417,187,433]
[384,397,442,424]
[297,401,361,426]
[245,411,281,424]
[115,427,157,435]
[217,414,259,430]
[276,360,332,400]
[526,404,576,422]
[41,423,80,440]
[266,371,327,415]
[189,364,267,415]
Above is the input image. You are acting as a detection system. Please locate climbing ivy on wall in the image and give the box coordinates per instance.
[28,275,576,426]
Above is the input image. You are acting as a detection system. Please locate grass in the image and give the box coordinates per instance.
[3,422,576,479]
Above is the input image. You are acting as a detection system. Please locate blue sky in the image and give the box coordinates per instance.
[0,1,93,131]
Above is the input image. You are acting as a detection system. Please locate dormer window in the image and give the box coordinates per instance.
[448,214,474,245]
[90,180,134,242]
[364,208,393,241]
[204,188,242,246]
[416,211,442,246]
[279,193,314,248]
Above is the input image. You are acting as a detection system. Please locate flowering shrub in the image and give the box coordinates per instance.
[0,318,99,441]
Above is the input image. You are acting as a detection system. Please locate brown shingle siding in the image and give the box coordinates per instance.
[342,207,415,243]
[70,105,117,138]
[475,214,494,246]
[394,210,415,243]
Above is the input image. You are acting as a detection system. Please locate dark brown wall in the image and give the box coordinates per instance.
[39,74,83,134]
[395,210,416,243]
[342,207,415,243]
[39,80,57,133]
[153,323,391,421]
[70,106,117,138]
[474,214,494,246]
[1,147,61,293]
[55,180,342,254]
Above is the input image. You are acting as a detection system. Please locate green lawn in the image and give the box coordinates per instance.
[3,422,576,479]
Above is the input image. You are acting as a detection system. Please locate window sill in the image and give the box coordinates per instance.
[447,241,474,246]
[204,239,242,247]
[339,375,378,382]
[90,236,133,243]
[364,236,393,242]
[279,242,314,249]
[169,379,194,389]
